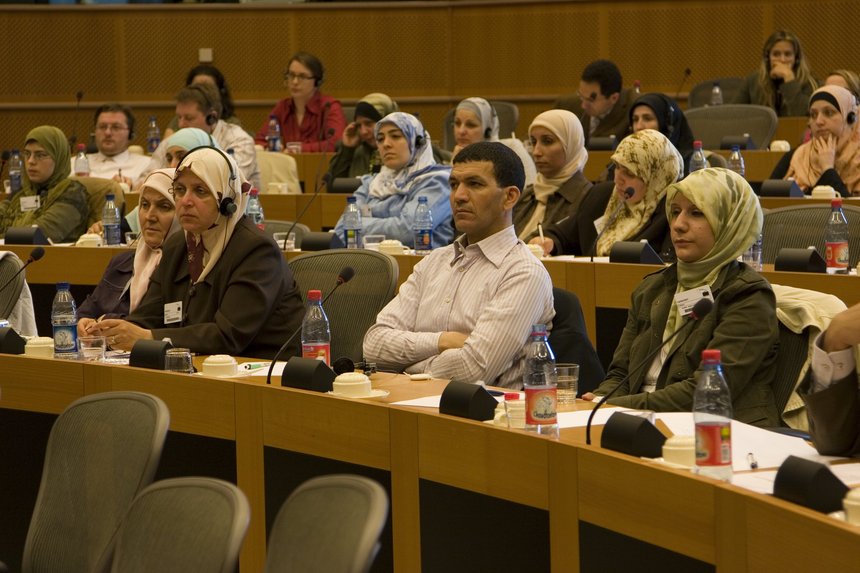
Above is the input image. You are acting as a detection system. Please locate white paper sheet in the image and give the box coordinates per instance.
[391,395,443,408]
[557,406,630,428]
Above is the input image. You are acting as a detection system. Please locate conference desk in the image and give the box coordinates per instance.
[2,356,859,573]
[7,245,858,350]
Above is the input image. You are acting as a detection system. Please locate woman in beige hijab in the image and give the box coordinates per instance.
[90,147,304,359]
[533,129,682,256]
[513,110,591,240]
[584,169,780,427]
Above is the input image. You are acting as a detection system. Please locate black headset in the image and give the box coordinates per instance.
[174,145,238,216]
[664,102,677,139]
[415,131,427,149]
[484,105,499,139]
[187,84,220,126]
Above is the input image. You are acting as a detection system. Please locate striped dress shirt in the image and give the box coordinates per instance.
[363,225,554,389]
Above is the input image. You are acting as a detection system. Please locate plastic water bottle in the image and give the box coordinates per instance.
[51,282,79,360]
[102,193,121,246]
[633,80,641,95]
[413,196,433,254]
[742,233,763,271]
[710,81,723,106]
[74,143,89,176]
[267,115,282,152]
[301,289,331,366]
[727,145,745,178]
[523,324,558,438]
[693,349,732,481]
[342,196,363,249]
[689,140,708,174]
[8,149,22,194]
[825,198,850,275]
[245,187,265,230]
[146,116,161,153]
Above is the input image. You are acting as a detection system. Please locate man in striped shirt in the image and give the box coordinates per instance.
[363,142,554,389]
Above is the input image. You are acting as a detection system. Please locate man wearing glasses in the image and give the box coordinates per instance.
[554,60,636,147]
[82,104,151,187]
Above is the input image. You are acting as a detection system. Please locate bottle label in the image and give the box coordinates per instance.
[344,229,362,249]
[53,325,78,353]
[695,421,731,466]
[524,386,557,425]
[302,343,331,366]
[104,224,122,246]
[414,229,432,253]
[147,137,160,154]
[825,241,849,270]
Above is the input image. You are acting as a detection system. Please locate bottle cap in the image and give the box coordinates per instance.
[307,289,322,301]
[105,194,114,201]
[693,140,702,149]
[347,196,357,203]
[530,324,547,336]
[832,198,843,207]
[731,145,740,152]
[701,349,721,363]
[504,392,521,401]
[56,281,70,290]
[76,143,86,151]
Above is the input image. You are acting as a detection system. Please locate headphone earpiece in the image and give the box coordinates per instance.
[415,132,426,149]
[484,127,492,139]
[174,145,238,217]
[665,104,676,139]
[206,112,218,126]
[219,196,237,216]
[848,111,856,125]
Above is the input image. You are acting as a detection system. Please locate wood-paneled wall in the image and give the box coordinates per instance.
[0,0,850,154]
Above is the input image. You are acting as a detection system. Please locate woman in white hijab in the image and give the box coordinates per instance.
[513,109,592,240]
[91,147,304,359]
[77,169,180,334]
[452,97,537,188]
[334,112,453,247]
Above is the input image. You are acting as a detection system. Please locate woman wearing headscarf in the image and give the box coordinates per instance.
[733,30,818,117]
[628,93,696,172]
[328,93,400,178]
[513,110,591,240]
[533,129,682,257]
[583,168,780,427]
[770,85,860,196]
[77,170,180,333]
[451,97,537,187]
[91,147,304,359]
[334,112,453,247]
[0,125,88,242]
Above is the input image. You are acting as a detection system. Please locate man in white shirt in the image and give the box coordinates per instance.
[804,303,860,456]
[142,84,260,189]
[363,141,554,389]
[78,104,150,186]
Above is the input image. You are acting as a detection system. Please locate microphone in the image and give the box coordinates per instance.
[69,91,84,148]
[585,297,713,445]
[282,127,336,250]
[0,150,9,180]
[332,356,377,375]
[317,101,332,153]
[674,68,692,101]
[0,247,46,296]
[265,266,356,385]
[590,187,634,262]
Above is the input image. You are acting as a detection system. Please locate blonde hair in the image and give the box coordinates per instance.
[827,69,860,100]
[756,30,818,108]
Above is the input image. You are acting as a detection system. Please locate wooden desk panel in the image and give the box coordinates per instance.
[0,355,85,414]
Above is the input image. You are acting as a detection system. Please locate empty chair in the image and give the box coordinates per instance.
[441,100,520,150]
[21,392,169,573]
[687,77,746,108]
[685,104,778,150]
[288,249,398,362]
[548,287,604,395]
[263,220,311,248]
[104,477,249,573]
[264,475,388,573]
[762,204,860,267]
[256,149,300,194]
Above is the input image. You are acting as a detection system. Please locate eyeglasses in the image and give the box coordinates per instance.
[578,90,601,103]
[95,123,129,132]
[283,72,315,82]
[23,151,51,162]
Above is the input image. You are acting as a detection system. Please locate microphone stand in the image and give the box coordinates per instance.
[0,248,44,296]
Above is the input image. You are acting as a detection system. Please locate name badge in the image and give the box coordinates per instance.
[20,195,40,212]
[164,301,182,325]
[674,286,714,317]
[593,214,607,234]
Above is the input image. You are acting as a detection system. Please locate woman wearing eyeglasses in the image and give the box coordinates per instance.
[0,125,89,242]
[254,51,346,153]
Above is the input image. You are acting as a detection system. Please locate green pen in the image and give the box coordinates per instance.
[241,362,270,371]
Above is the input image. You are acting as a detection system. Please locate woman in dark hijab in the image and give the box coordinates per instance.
[628,93,696,173]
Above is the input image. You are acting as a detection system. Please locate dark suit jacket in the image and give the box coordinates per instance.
[513,171,593,240]
[553,88,636,145]
[802,375,860,456]
[127,217,304,359]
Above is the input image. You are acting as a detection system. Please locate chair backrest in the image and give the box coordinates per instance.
[441,100,520,151]
[687,77,746,109]
[0,252,24,319]
[73,176,126,228]
[342,105,356,123]
[257,150,300,194]
[685,104,778,150]
[264,220,311,247]
[288,249,398,362]
[547,287,605,395]
[762,204,860,267]
[106,477,249,573]
[22,391,169,573]
[264,475,388,573]
[703,150,728,168]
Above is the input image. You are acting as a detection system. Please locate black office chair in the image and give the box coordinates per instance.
[548,287,604,395]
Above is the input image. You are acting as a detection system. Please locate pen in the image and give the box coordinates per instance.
[538,223,546,246]
[242,362,270,371]
[747,452,758,470]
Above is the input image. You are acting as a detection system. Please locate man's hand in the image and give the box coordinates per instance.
[823,303,860,353]
[529,236,555,256]
[438,331,469,352]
